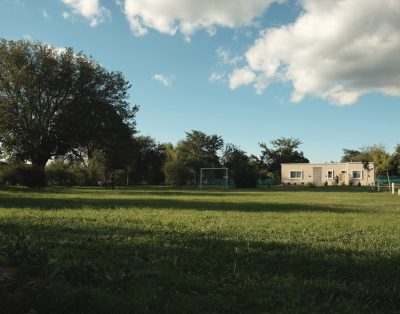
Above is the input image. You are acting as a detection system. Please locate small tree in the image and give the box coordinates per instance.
[88,149,108,184]
[163,159,190,186]
[259,138,309,179]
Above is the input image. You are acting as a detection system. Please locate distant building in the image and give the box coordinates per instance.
[281,162,375,186]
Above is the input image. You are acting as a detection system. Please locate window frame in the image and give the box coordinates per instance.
[327,169,334,179]
[289,170,303,180]
[351,170,363,179]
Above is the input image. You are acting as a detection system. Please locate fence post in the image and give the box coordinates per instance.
[391,182,395,195]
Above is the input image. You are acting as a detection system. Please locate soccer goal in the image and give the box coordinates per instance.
[199,167,229,189]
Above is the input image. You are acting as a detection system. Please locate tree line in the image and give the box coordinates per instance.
[1,39,399,187]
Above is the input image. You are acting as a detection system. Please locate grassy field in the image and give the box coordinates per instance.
[1,186,400,313]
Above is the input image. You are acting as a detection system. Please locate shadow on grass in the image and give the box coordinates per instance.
[0,185,377,197]
[0,193,357,213]
[1,222,399,313]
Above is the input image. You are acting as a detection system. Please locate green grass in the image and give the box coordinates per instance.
[1,186,400,313]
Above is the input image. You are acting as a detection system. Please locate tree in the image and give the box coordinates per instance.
[341,149,361,162]
[0,39,137,185]
[222,144,258,188]
[259,138,309,178]
[341,145,391,176]
[389,144,400,176]
[174,130,224,184]
[163,158,191,186]
[131,136,166,184]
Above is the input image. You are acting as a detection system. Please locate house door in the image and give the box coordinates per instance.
[313,167,322,185]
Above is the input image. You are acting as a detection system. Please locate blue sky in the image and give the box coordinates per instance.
[1,0,400,162]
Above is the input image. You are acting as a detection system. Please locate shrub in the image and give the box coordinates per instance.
[0,161,45,187]
[46,160,75,186]
[231,162,258,188]
[324,180,328,186]
[113,169,127,186]
[88,149,108,185]
[69,165,89,185]
[163,159,191,186]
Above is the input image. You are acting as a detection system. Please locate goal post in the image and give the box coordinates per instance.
[199,167,229,189]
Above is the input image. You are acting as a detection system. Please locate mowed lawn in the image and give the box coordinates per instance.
[1,186,400,313]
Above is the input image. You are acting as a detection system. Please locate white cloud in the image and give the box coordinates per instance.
[228,0,400,105]
[216,47,242,66]
[62,11,71,20]
[121,0,281,39]
[152,74,175,87]
[209,72,225,83]
[60,0,110,27]
[229,67,256,90]
[41,10,49,19]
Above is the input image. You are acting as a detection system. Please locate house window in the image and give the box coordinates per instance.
[352,170,362,179]
[289,171,302,179]
[327,170,334,179]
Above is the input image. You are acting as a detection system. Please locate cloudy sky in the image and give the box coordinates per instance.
[1,0,400,162]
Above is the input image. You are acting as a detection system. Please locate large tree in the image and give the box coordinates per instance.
[176,130,223,176]
[164,130,224,186]
[341,145,391,176]
[259,137,309,178]
[0,39,137,185]
[222,144,258,188]
[130,135,166,184]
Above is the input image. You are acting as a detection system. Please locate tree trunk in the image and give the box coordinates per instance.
[30,157,49,187]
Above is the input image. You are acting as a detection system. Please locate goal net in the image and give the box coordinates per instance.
[199,167,229,189]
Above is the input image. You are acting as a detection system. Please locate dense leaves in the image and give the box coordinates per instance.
[341,145,393,176]
[222,144,258,187]
[259,138,309,179]
[164,130,224,186]
[0,39,137,185]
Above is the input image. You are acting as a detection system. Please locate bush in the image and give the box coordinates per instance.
[113,169,127,186]
[88,149,108,185]
[230,162,258,188]
[0,161,46,187]
[163,159,190,186]
[69,165,89,186]
[46,160,75,186]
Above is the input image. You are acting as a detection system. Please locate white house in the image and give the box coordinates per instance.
[281,162,375,186]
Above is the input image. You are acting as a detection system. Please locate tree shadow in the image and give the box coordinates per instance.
[0,193,357,213]
[1,222,399,313]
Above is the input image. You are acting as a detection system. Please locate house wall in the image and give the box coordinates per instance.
[281,163,375,186]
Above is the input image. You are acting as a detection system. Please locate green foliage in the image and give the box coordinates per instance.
[222,144,258,188]
[174,130,224,184]
[163,159,191,186]
[341,145,391,175]
[0,234,62,313]
[45,159,75,186]
[259,137,309,178]
[341,149,361,162]
[0,161,45,187]
[88,149,108,184]
[113,169,127,186]
[0,39,137,185]
[131,136,166,184]
[390,144,400,175]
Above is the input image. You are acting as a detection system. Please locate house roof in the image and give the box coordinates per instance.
[281,162,374,165]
